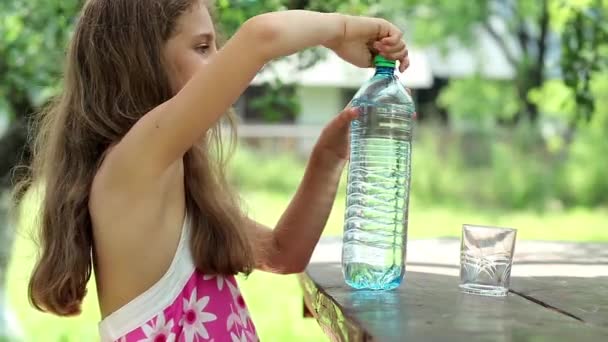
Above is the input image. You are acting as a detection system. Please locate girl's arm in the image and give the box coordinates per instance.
[250,153,345,274]
[250,108,358,274]
[100,11,402,190]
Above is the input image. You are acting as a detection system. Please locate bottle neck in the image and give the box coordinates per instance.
[375,66,395,76]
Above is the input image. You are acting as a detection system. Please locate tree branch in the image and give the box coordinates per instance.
[495,0,530,61]
[535,0,550,83]
[507,0,519,18]
[482,20,519,68]
[516,27,529,56]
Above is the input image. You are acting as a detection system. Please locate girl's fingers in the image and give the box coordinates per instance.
[373,41,383,52]
[375,40,406,54]
[381,31,403,46]
[344,107,360,122]
[399,56,410,72]
[333,108,359,129]
[383,49,408,62]
[384,39,406,52]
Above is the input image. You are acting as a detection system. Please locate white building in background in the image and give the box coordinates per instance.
[253,48,433,123]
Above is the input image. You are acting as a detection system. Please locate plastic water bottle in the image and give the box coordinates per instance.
[342,55,415,290]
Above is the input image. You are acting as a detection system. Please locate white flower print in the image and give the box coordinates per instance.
[226,310,242,331]
[245,330,258,342]
[203,274,225,291]
[226,279,251,329]
[230,332,247,342]
[181,288,218,341]
[226,277,239,298]
[139,313,176,342]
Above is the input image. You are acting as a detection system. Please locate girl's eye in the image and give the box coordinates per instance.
[195,45,210,54]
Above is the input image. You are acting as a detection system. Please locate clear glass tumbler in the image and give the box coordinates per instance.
[459,224,517,297]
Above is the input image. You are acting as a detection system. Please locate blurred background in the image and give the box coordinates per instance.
[1,0,607,341]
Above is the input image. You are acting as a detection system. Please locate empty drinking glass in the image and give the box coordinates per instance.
[459,224,517,297]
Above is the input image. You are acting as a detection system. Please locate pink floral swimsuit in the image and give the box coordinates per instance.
[99,216,258,342]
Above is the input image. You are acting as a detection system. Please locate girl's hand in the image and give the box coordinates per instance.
[324,15,410,73]
[313,87,415,166]
[312,107,359,166]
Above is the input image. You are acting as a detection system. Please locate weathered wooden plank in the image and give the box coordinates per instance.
[301,263,608,342]
[300,272,371,342]
[511,276,608,328]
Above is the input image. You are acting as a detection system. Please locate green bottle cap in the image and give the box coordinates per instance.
[374,55,396,68]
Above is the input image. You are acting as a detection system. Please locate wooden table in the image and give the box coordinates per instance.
[299,239,608,341]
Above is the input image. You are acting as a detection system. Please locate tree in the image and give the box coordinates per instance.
[386,0,608,207]
[387,0,554,124]
[524,0,607,150]
[559,0,608,142]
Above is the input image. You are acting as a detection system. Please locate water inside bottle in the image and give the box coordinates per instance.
[342,99,413,290]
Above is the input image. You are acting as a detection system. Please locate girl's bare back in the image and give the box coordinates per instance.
[90,158,186,317]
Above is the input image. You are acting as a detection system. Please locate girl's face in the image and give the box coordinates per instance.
[163,1,217,95]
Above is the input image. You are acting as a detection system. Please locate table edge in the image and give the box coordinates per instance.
[298,272,374,342]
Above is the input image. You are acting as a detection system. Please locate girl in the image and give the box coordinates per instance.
[17,0,409,341]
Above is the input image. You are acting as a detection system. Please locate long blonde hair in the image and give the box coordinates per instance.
[13,0,253,316]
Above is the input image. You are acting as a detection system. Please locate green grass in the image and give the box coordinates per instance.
[6,191,608,341]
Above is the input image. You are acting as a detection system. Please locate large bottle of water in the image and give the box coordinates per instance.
[342,55,415,290]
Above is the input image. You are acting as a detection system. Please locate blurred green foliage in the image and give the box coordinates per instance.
[0,0,82,119]
[437,77,520,125]
[229,147,305,193]
[230,109,608,210]
[249,81,300,122]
